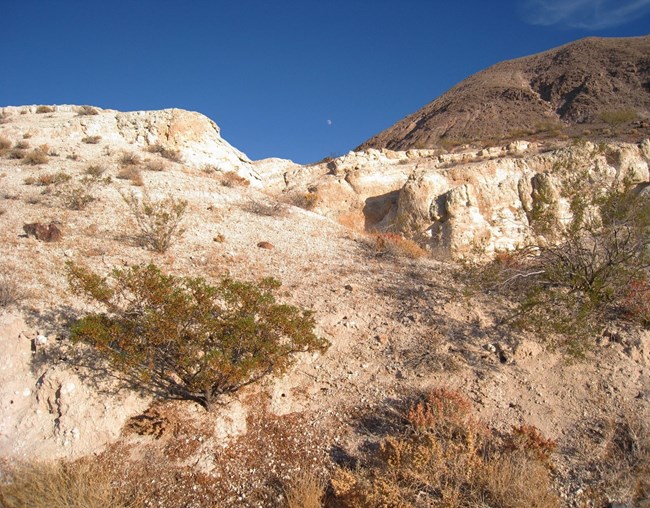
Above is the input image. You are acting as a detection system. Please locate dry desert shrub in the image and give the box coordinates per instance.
[0,460,140,508]
[373,232,427,259]
[283,471,326,508]
[119,151,141,167]
[117,166,144,186]
[35,105,54,114]
[580,411,650,505]
[0,270,22,307]
[293,191,319,210]
[146,144,183,162]
[122,191,187,252]
[331,388,559,507]
[14,140,29,150]
[82,135,102,144]
[22,148,49,166]
[77,105,99,116]
[85,164,106,178]
[0,136,11,151]
[219,170,250,187]
[144,159,167,172]
[35,171,71,186]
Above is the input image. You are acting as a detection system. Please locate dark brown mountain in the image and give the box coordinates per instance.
[359,35,650,151]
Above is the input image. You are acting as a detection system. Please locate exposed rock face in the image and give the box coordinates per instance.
[0,313,150,460]
[0,105,262,185]
[282,139,650,259]
[359,35,650,151]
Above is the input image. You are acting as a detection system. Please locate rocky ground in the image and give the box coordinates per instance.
[0,106,648,507]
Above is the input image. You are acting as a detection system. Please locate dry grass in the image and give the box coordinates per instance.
[119,151,141,167]
[0,460,140,508]
[22,148,49,166]
[85,164,106,178]
[82,135,102,144]
[35,105,54,114]
[145,159,167,172]
[283,471,326,508]
[0,270,21,307]
[117,166,144,186]
[35,171,71,186]
[77,105,99,116]
[0,136,11,151]
[219,171,250,187]
[332,388,560,507]
[372,232,427,259]
[14,140,29,150]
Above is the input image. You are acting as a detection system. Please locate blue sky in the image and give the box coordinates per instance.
[1,1,649,163]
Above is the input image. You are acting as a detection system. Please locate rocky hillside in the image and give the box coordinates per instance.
[0,106,648,507]
[359,35,650,151]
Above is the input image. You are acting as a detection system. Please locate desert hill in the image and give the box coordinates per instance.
[359,35,650,151]
[0,104,648,507]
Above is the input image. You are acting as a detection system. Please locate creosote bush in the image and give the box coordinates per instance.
[66,262,329,410]
[331,388,559,507]
[122,191,187,252]
[475,174,650,354]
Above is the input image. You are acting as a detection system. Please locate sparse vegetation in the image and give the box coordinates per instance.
[144,159,167,172]
[36,105,54,114]
[373,232,427,259]
[0,269,21,307]
[14,140,29,150]
[476,174,650,354]
[283,471,326,508]
[599,109,638,127]
[332,388,559,507]
[85,164,106,178]
[66,262,329,410]
[35,171,72,186]
[0,460,139,508]
[219,171,250,187]
[122,191,187,252]
[294,191,319,210]
[82,135,102,144]
[117,166,144,186]
[77,105,99,116]
[22,148,49,165]
[119,151,141,167]
[146,144,182,162]
[0,136,11,151]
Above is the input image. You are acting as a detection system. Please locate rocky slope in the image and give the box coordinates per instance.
[277,139,650,259]
[0,106,648,507]
[359,35,650,151]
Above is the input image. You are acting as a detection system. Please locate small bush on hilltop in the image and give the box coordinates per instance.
[66,262,329,410]
[331,388,559,507]
[122,191,187,252]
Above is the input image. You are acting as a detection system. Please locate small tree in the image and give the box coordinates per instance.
[66,263,329,410]
[122,191,187,252]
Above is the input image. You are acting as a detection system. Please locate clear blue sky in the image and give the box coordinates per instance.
[1,1,649,163]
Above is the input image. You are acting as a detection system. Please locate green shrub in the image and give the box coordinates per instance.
[482,176,650,353]
[122,191,187,252]
[66,262,329,410]
[599,110,638,127]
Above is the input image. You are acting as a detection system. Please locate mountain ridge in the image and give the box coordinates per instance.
[358,35,650,151]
